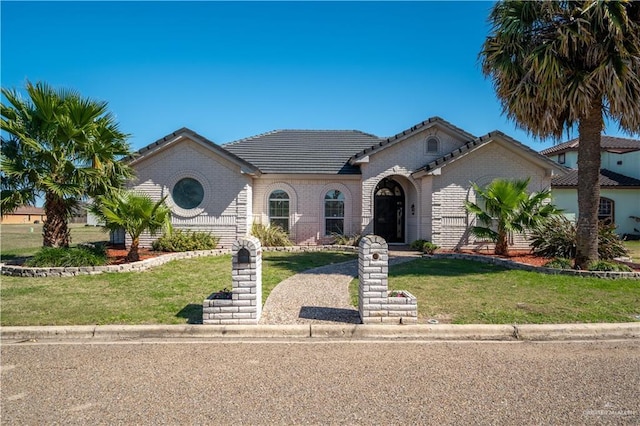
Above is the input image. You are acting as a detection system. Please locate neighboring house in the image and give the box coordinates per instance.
[541,136,640,238]
[128,117,566,249]
[1,206,46,224]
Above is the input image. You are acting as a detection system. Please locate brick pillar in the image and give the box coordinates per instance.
[203,236,262,325]
[358,235,417,324]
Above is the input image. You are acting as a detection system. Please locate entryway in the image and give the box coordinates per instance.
[374,177,405,243]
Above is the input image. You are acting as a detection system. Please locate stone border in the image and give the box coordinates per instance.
[1,245,358,278]
[429,253,640,279]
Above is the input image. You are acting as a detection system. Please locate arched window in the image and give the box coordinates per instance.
[324,190,345,235]
[598,197,614,224]
[269,190,290,231]
[425,137,439,154]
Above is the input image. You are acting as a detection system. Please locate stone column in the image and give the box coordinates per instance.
[358,235,417,324]
[203,236,262,324]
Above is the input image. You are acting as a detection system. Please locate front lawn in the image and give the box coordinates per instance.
[0,251,356,326]
[350,258,639,324]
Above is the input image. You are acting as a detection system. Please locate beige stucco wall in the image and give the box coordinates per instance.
[130,138,252,249]
[428,141,552,250]
[552,188,640,236]
[252,175,361,245]
[0,214,46,224]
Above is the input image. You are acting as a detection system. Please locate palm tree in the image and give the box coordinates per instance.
[90,191,172,262]
[465,178,559,256]
[480,1,640,268]
[1,81,133,247]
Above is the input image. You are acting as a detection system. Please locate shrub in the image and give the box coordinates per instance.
[410,239,429,251]
[531,216,628,261]
[151,229,219,252]
[410,239,439,254]
[25,244,108,267]
[543,258,573,269]
[250,223,292,247]
[587,261,633,272]
[331,233,362,247]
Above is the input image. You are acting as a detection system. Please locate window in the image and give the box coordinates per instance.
[269,190,289,231]
[172,177,204,209]
[558,153,566,164]
[598,198,614,224]
[426,137,439,154]
[324,190,345,235]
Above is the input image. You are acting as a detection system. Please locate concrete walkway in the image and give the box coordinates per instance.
[259,249,420,325]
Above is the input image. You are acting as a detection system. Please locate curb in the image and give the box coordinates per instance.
[2,323,639,342]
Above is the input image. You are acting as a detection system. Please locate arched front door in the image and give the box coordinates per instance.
[374,178,405,243]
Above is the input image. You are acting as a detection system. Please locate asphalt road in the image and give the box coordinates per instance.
[1,339,639,425]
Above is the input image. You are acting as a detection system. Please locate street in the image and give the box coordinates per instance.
[1,339,639,425]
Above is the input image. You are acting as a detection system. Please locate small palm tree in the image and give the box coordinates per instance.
[91,191,172,262]
[464,178,559,256]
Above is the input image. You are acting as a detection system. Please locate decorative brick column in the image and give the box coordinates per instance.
[203,236,262,324]
[358,235,417,324]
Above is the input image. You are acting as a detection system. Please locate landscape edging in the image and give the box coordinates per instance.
[428,253,640,279]
[0,245,358,278]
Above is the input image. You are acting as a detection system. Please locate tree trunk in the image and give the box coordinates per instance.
[495,225,509,256]
[127,236,140,262]
[42,192,71,248]
[575,101,603,269]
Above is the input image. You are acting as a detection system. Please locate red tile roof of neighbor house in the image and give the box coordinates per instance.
[4,206,45,215]
[540,136,640,156]
[552,169,640,188]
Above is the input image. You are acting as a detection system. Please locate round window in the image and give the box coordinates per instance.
[172,177,204,210]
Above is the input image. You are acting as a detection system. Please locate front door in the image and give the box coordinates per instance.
[374,178,405,243]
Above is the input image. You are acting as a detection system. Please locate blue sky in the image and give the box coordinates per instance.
[1,1,635,153]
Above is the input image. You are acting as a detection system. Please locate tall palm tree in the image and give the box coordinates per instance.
[480,1,640,268]
[465,178,559,256]
[90,191,172,262]
[1,81,133,247]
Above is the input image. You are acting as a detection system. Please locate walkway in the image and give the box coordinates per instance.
[259,249,420,325]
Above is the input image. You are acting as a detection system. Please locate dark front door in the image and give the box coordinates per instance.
[374,178,405,243]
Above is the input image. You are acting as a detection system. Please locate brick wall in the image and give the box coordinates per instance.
[131,138,252,249]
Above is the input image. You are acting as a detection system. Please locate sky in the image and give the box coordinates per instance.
[1,1,637,153]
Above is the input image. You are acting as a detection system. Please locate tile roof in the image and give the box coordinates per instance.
[349,116,476,163]
[223,130,383,174]
[413,130,565,175]
[5,206,45,215]
[540,135,640,155]
[552,169,640,188]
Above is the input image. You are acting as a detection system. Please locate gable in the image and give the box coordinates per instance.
[349,116,476,165]
[129,128,259,176]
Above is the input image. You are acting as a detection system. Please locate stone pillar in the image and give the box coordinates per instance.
[358,235,417,324]
[203,236,262,325]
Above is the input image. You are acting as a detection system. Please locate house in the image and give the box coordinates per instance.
[128,117,567,249]
[541,136,640,238]
[1,206,46,224]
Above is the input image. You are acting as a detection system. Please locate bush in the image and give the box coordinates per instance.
[543,258,573,269]
[151,229,219,252]
[250,223,293,247]
[330,233,362,247]
[25,244,108,267]
[410,239,439,254]
[587,261,633,272]
[531,216,628,260]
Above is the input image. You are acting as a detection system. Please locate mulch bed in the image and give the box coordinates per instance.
[106,245,165,265]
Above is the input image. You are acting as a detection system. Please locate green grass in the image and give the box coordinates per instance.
[350,258,640,324]
[1,224,108,260]
[624,240,640,262]
[0,251,355,326]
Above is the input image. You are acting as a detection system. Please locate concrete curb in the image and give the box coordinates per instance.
[2,323,638,342]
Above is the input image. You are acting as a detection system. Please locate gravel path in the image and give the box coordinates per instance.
[260,250,420,325]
